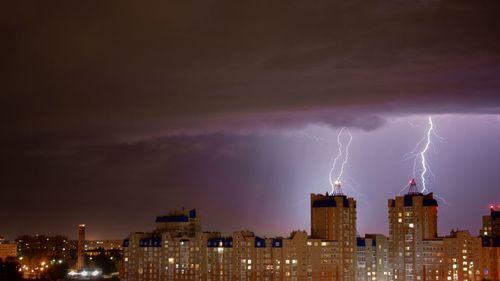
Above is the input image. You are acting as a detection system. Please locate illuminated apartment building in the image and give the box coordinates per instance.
[388,179,438,281]
[311,181,357,281]
[123,197,351,281]
[388,179,494,281]
[123,208,202,281]
[443,230,483,281]
[122,181,499,281]
[124,227,346,281]
[356,234,389,281]
[480,206,500,281]
[480,239,500,281]
[416,230,484,281]
[205,230,341,281]
[420,238,444,281]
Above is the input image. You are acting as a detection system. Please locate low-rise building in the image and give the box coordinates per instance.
[123,207,345,281]
[0,242,17,261]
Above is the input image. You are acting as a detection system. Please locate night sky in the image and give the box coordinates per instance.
[1,1,500,240]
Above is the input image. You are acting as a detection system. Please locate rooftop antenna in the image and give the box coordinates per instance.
[331,180,344,196]
[407,178,420,195]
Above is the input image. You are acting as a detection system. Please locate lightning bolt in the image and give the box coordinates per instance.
[419,116,434,193]
[329,128,353,194]
[403,116,444,194]
[328,128,344,189]
[338,130,353,181]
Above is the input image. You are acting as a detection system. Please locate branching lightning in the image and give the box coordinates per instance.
[419,116,434,193]
[403,116,444,194]
[329,128,353,194]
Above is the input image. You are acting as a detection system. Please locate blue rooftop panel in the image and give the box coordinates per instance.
[357,238,366,247]
[155,215,189,223]
[255,237,266,248]
[272,238,283,248]
[423,198,438,207]
[404,195,414,207]
[312,195,351,208]
[189,209,197,218]
[312,198,336,208]
[342,196,350,208]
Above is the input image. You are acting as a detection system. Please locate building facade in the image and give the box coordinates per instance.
[0,242,17,261]
[480,206,500,281]
[310,191,357,281]
[388,179,439,281]
[122,180,500,281]
[356,234,389,281]
[123,201,353,281]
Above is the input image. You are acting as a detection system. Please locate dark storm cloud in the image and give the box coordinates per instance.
[2,1,500,239]
[0,134,303,238]
[1,0,500,141]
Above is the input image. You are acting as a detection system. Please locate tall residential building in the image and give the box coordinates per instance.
[121,181,499,281]
[480,206,500,281]
[77,224,85,271]
[481,206,500,238]
[388,179,438,281]
[490,207,500,238]
[311,181,357,281]
[356,234,389,281]
[480,238,500,281]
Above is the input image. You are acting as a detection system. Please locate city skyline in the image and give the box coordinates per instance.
[120,187,500,281]
[2,1,500,242]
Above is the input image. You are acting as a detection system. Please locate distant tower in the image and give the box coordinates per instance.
[311,182,357,281]
[388,179,438,281]
[77,224,85,271]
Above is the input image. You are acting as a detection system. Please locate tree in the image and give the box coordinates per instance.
[0,259,23,281]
